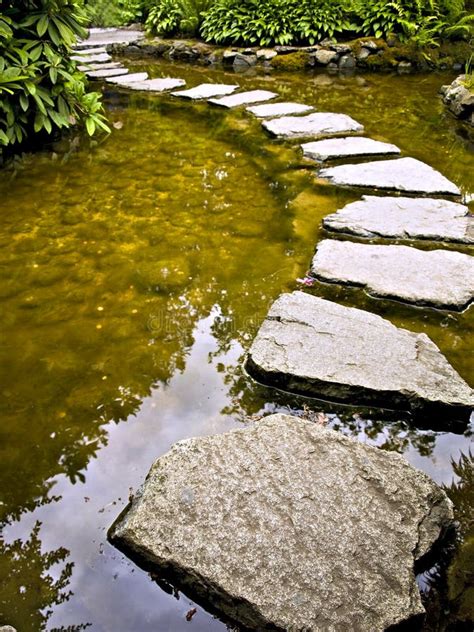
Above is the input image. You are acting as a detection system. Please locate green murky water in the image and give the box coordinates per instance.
[0,59,473,631]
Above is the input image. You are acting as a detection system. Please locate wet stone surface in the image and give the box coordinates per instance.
[110,413,454,632]
[171,83,238,99]
[246,102,313,118]
[323,195,474,243]
[262,112,364,139]
[247,292,473,418]
[301,136,400,162]
[319,157,461,196]
[311,239,474,310]
[209,90,278,108]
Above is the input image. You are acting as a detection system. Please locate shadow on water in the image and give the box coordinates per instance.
[0,59,473,630]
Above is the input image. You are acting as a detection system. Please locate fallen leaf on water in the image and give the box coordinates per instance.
[186,608,197,622]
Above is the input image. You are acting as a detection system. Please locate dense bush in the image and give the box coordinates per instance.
[198,0,472,46]
[85,0,145,28]
[201,0,351,46]
[145,0,213,36]
[0,1,109,152]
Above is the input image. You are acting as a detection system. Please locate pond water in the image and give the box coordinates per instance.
[0,59,473,631]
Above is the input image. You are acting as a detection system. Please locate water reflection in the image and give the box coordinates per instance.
[0,62,472,630]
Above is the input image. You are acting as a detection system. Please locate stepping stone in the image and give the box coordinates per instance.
[72,46,107,56]
[87,67,129,79]
[110,413,454,631]
[125,78,186,92]
[301,137,400,162]
[171,83,238,99]
[319,157,460,196]
[74,28,144,49]
[262,112,364,139]
[323,195,474,244]
[209,90,278,108]
[246,292,473,418]
[106,72,149,85]
[247,102,313,118]
[311,240,474,311]
[78,62,123,72]
[72,52,111,64]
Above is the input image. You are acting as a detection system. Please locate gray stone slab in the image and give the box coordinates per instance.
[72,46,107,56]
[87,67,129,79]
[323,195,474,243]
[247,102,314,118]
[110,413,454,632]
[125,78,186,92]
[72,52,111,64]
[302,136,400,162]
[319,157,461,196]
[209,90,278,108]
[106,72,149,85]
[74,28,144,49]
[312,240,474,310]
[78,62,123,72]
[171,83,238,99]
[262,112,364,139]
[247,292,473,417]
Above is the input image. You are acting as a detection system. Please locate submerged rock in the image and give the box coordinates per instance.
[171,83,238,99]
[109,413,454,631]
[247,292,473,419]
[208,90,278,108]
[311,240,474,310]
[301,136,400,162]
[323,195,474,243]
[319,157,461,196]
[262,112,364,139]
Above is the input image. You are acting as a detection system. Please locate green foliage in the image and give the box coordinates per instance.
[86,0,145,28]
[0,1,110,152]
[199,0,471,46]
[146,0,212,36]
[201,0,352,46]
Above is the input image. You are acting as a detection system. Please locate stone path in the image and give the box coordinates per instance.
[71,27,472,417]
[247,292,473,417]
[311,240,474,310]
[82,27,473,632]
[319,157,461,196]
[302,136,400,162]
[323,196,474,243]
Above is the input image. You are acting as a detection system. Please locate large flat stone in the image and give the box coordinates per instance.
[71,52,111,64]
[209,90,278,108]
[246,102,313,118]
[311,240,474,310]
[106,72,149,85]
[262,112,364,139]
[301,136,400,162]
[78,62,123,72]
[72,46,107,56]
[246,292,473,418]
[74,28,144,49]
[125,78,186,92]
[323,195,474,243]
[109,413,454,632]
[87,67,129,79]
[171,83,238,99]
[319,157,461,196]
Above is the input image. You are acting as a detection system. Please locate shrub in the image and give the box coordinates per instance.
[86,0,145,28]
[0,1,109,153]
[201,0,352,46]
[145,0,213,36]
